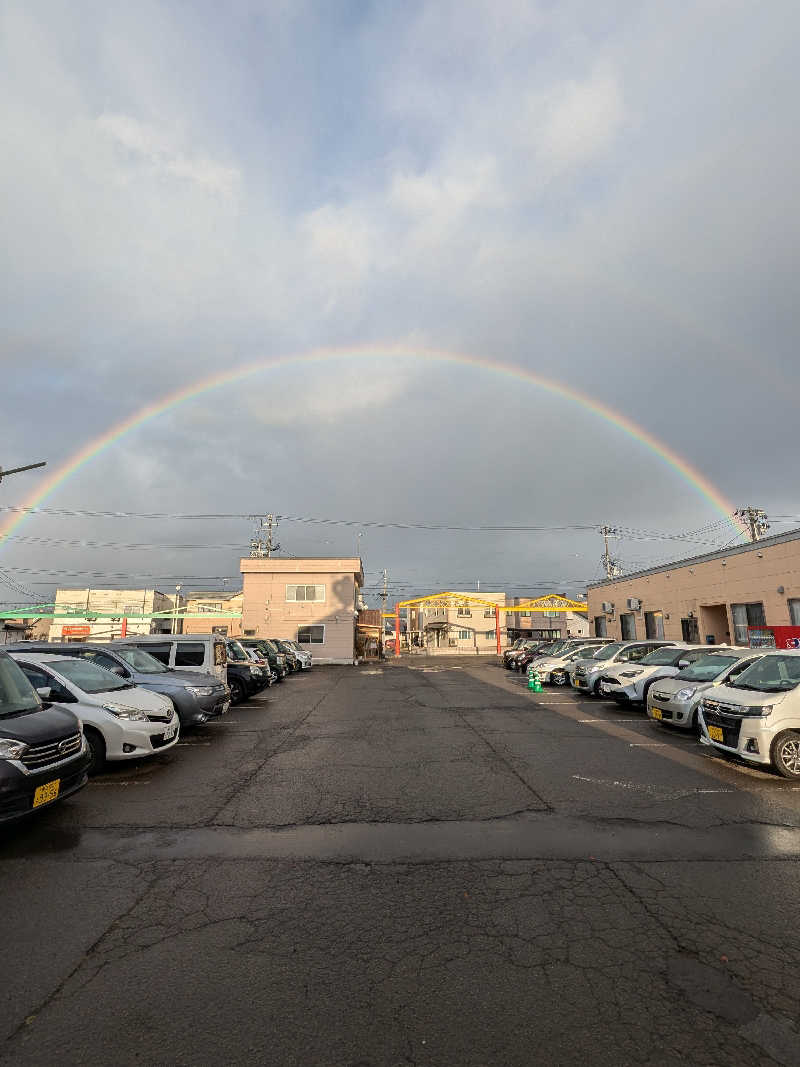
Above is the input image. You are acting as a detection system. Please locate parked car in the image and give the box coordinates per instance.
[12,652,179,773]
[0,649,90,822]
[7,642,230,727]
[242,646,275,685]
[225,640,268,702]
[647,650,763,732]
[272,640,300,672]
[598,644,726,705]
[282,640,312,669]
[239,638,288,680]
[698,650,800,778]
[116,634,227,684]
[570,641,675,697]
[535,640,614,685]
[516,639,576,673]
[505,640,547,670]
[502,638,528,667]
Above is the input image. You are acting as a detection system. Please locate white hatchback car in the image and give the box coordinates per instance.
[599,644,726,705]
[12,653,179,772]
[698,650,800,778]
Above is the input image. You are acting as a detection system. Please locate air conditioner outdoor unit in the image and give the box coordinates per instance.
[627,598,642,611]
[601,602,614,614]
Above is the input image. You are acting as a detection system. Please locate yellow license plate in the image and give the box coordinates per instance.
[708,725,724,743]
[33,779,60,808]
[651,707,663,720]
[573,679,583,687]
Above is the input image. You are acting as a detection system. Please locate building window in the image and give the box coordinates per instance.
[620,613,636,639]
[484,631,495,639]
[789,599,800,626]
[244,629,256,637]
[542,610,561,619]
[197,603,222,613]
[457,629,471,640]
[594,616,607,637]
[286,584,326,603]
[484,609,496,618]
[731,602,766,645]
[644,611,664,639]
[298,625,325,644]
[457,608,471,617]
[681,617,699,642]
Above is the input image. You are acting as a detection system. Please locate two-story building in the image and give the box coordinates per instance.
[240,557,364,664]
[419,593,508,654]
[46,588,182,642]
[181,591,244,637]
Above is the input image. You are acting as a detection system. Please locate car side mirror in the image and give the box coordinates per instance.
[36,686,53,701]
[110,665,127,677]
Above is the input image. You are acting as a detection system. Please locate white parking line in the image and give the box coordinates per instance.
[177,742,212,747]
[629,742,666,748]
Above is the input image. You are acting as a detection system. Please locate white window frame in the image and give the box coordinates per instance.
[457,629,471,640]
[457,607,472,617]
[297,624,325,645]
[286,584,326,603]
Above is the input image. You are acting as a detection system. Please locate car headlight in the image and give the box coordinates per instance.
[674,686,698,701]
[249,666,260,676]
[186,686,214,697]
[0,737,28,760]
[746,704,774,717]
[102,704,148,721]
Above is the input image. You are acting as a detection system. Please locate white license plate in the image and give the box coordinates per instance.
[162,724,176,741]
[222,701,231,713]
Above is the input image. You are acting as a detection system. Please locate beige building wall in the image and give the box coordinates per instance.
[587,530,800,647]
[240,558,363,664]
[182,592,243,637]
[47,588,180,642]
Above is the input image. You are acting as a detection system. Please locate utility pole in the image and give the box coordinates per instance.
[379,569,388,658]
[0,461,46,484]
[735,507,770,543]
[249,514,280,558]
[600,525,622,579]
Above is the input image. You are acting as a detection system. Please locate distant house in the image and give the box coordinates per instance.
[46,588,182,642]
[240,557,364,664]
[1,617,49,644]
[417,592,508,655]
[182,592,244,637]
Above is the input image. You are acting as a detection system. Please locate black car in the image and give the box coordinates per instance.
[225,640,268,703]
[0,649,91,823]
[273,640,300,672]
[239,638,287,680]
[5,642,230,727]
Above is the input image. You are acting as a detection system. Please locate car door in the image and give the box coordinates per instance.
[17,664,79,708]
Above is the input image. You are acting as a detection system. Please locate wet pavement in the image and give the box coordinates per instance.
[2,657,800,1065]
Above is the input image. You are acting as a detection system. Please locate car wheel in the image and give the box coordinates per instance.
[84,726,106,775]
[641,682,653,707]
[553,670,567,686]
[771,732,800,779]
[229,678,246,705]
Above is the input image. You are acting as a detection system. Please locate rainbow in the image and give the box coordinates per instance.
[0,344,744,549]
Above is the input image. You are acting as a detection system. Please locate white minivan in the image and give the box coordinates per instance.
[698,650,800,778]
[114,634,228,684]
[12,653,179,773]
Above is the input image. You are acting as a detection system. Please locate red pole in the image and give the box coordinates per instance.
[495,605,501,655]
[394,604,400,657]
[120,617,128,638]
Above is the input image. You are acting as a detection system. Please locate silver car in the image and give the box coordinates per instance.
[599,644,721,704]
[535,641,613,685]
[647,649,763,731]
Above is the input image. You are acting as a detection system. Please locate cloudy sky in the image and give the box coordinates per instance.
[1,0,799,606]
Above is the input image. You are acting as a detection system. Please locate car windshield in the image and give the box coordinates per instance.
[534,642,560,655]
[0,655,41,716]
[226,641,250,662]
[115,647,170,674]
[589,642,625,661]
[51,658,134,693]
[639,647,684,666]
[674,655,741,682]
[728,654,800,693]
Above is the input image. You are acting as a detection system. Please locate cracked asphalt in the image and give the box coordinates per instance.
[2,657,800,1065]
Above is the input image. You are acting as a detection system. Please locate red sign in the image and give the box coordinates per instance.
[62,625,91,637]
[748,626,800,649]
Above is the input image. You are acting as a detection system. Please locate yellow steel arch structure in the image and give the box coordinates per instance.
[388,591,588,656]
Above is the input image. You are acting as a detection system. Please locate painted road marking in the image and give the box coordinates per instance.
[629,743,666,748]
[573,775,734,796]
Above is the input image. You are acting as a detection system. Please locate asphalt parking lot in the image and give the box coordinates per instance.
[2,657,800,1065]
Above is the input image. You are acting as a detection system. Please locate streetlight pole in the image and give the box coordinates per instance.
[0,461,46,484]
[172,584,182,635]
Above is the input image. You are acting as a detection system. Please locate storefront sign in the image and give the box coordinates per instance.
[62,625,91,637]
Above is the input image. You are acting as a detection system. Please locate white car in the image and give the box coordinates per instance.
[535,641,613,685]
[647,650,763,731]
[599,644,725,704]
[699,650,800,778]
[570,641,675,697]
[12,653,179,772]
[286,641,312,669]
